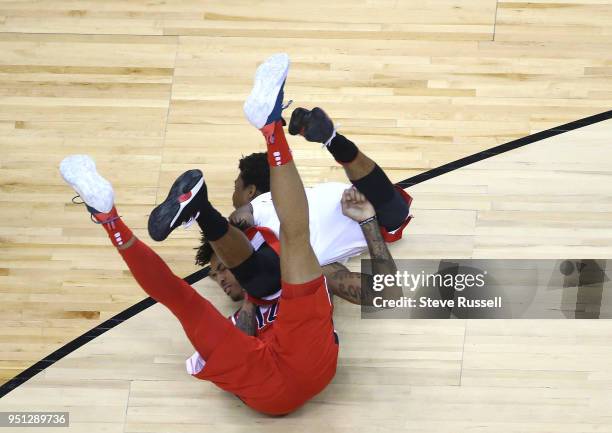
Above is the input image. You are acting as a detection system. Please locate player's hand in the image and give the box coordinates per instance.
[229,204,254,230]
[341,187,376,223]
[288,107,335,143]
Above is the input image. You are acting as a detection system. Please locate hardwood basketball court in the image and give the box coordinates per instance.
[1,1,611,431]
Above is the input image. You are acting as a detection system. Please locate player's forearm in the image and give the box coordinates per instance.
[360,218,403,302]
[322,263,362,305]
[322,218,403,306]
[361,218,396,272]
[235,300,257,336]
[323,265,399,307]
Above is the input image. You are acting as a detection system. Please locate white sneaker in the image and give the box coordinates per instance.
[243,53,290,129]
[59,155,114,213]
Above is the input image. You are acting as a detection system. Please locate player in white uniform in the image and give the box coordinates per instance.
[188,106,413,308]
[188,186,392,376]
[249,182,367,266]
[143,54,405,403]
[149,99,411,306]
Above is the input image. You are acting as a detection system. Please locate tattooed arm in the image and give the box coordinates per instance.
[234,297,257,336]
[322,188,402,306]
[322,262,361,304]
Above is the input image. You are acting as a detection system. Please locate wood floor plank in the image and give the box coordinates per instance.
[1,1,612,431]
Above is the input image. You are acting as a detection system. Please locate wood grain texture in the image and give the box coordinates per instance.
[1,0,612,431]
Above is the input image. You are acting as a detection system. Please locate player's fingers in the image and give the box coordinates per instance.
[341,189,351,204]
[288,107,310,136]
[354,189,366,203]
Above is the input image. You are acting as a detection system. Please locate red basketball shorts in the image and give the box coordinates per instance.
[194,275,339,415]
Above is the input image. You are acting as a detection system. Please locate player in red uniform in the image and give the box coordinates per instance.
[183,185,398,374]
[59,53,346,415]
[190,103,413,307]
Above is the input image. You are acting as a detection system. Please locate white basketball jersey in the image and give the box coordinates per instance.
[250,182,367,266]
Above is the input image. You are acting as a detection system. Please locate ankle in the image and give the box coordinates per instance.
[93,206,134,248]
[90,205,119,224]
[327,133,358,164]
[262,120,293,167]
[197,201,229,242]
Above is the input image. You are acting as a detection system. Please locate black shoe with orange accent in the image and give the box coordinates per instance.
[148,169,206,242]
[288,107,335,144]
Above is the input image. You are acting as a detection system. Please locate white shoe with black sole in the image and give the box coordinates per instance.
[59,155,114,214]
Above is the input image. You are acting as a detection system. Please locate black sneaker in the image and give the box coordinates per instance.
[288,107,335,144]
[148,169,206,241]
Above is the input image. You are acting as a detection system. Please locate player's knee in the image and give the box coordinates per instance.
[376,189,410,232]
[230,245,281,299]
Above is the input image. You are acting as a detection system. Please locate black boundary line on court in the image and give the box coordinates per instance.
[397,109,612,189]
[1,109,610,399]
[0,267,210,398]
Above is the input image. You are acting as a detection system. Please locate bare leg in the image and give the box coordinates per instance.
[208,225,253,268]
[243,53,321,285]
[341,150,375,181]
[243,56,338,404]
[263,121,321,285]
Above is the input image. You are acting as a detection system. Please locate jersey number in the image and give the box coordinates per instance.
[255,303,279,329]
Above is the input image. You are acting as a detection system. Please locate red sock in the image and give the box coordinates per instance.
[93,207,134,248]
[262,120,293,167]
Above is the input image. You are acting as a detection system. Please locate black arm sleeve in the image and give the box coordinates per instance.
[229,243,281,299]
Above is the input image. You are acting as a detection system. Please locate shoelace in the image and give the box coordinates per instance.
[280,99,336,147]
[72,195,122,225]
[322,124,340,148]
[282,99,293,111]
[279,99,338,147]
[181,211,200,230]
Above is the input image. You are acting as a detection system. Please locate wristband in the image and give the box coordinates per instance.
[358,215,377,226]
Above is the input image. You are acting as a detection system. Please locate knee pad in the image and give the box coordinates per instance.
[376,188,410,232]
[351,165,395,209]
[230,244,281,299]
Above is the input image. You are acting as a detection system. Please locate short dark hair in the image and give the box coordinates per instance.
[238,152,270,194]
